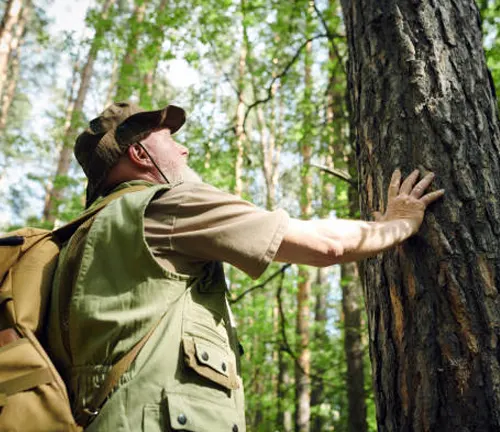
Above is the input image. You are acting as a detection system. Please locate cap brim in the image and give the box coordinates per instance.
[115,105,186,147]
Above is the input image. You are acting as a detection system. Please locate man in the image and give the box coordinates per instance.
[46,102,443,432]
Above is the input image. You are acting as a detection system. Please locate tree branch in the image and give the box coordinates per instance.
[242,33,329,133]
[311,162,357,187]
[229,263,292,304]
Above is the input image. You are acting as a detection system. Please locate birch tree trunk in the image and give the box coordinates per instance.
[0,0,23,100]
[341,0,500,430]
[0,0,27,131]
[43,0,116,222]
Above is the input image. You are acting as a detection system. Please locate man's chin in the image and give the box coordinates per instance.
[181,166,203,183]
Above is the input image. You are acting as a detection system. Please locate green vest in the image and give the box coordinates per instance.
[47,182,246,432]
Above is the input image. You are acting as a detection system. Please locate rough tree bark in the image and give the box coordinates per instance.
[341,0,500,430]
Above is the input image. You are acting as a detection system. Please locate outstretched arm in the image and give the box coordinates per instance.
[274,169,444,266]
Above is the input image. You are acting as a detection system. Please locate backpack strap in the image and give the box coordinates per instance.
[53,184,149,242]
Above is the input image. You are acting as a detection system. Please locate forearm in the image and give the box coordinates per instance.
[275,217,415,266]
[316,218,414,263]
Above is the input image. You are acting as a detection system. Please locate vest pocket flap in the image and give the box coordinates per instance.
[194,340,229,377]
[182,337,239,390]
[167,392,242,432]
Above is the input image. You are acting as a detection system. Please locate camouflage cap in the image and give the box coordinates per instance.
[75,101,186,207]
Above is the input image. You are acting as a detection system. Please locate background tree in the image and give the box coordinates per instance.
[43,0,116,222]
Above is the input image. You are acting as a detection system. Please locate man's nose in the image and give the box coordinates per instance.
[178,143,189,156]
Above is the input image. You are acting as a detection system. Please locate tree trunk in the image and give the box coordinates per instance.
[115,0,147,102]
[295,34,313,432]
[342,261,368,432]
[0,0,27,131]
[310,268,328,432]
[105,54,119,108]
[341,0,500,430]
[343,139,369,432]
[139,0,167,108]
[43,0,116,222]
[233,2,247,198]
[0,0,23,100]
[278,345,293,432]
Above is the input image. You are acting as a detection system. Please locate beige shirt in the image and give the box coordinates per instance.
[144,182,289,279]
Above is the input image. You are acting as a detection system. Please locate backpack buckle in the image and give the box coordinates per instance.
[76,406,100,427]
[82,407,99,417]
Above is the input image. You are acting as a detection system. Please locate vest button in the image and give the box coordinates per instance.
[177,414,187,425]
[221,362,227,372]
[201,351,209,361]
[232,424,239,432]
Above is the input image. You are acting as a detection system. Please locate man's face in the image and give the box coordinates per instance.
[140,128,189,183]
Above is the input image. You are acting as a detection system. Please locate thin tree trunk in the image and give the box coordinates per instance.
[0,0,22,100]
[234,6,247,198]
[115,0,147,101]
[276,91,292,432]
[277,282,293,432]
[342,141,368,432]
[341,0,500,430]
[0,0,27,131]
[43,0,116,222]
[105,54,119,108]
[342,262,368,432]
[139,0,167,108]
[310,268,328,432]
[295,34,313,432]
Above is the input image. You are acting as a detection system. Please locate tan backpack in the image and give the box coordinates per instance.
[0,186,150,431]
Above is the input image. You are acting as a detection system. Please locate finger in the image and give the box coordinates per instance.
[388,169,401,200]
[372,211,384,222]
[410,172,435,199]
[420,189,445,206]
[399,169,420,195]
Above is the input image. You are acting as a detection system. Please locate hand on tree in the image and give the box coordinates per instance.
[373,169,445,234]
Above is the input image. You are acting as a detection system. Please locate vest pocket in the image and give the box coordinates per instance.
[142,404,167,431]
[182,337,239,391]
[166,392,243,432]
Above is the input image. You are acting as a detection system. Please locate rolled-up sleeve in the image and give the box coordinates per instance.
[145,182,289,279]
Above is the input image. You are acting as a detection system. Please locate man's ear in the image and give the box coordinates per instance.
[127,143,150,168]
